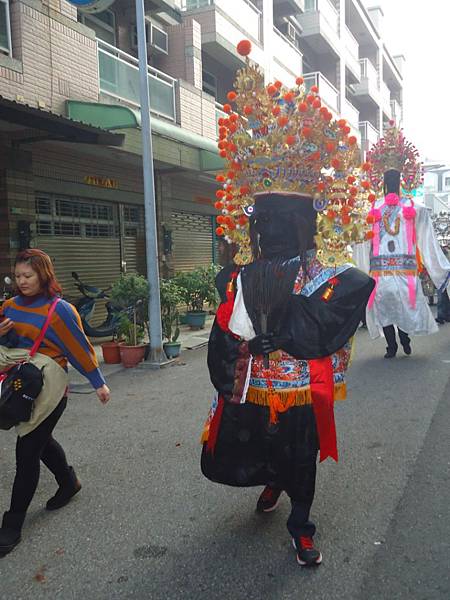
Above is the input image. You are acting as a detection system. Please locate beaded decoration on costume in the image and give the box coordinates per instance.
[366,121,424,193]
[213,39,374,266]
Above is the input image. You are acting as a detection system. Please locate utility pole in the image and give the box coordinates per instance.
[135,0,165,364]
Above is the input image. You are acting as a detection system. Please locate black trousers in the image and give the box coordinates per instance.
[285,457,317,539]
[10,397,70,514]
[383,325,410,350]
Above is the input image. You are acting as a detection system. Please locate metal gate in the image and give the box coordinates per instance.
[171,211,215,272]
[35,192,143,325]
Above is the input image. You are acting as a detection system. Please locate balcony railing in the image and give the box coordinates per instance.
[343,26,359,62]
[381,81,391,115]
[215,102,227,136]
[97,40,177,122]
[305,0,338,33]
[359,58,378,88]
[390,99,402,124]
[303,71,339,113]
[359,121,379,147]
[343,99,359,129]
[273,26,303,77]
[181,0,262,42]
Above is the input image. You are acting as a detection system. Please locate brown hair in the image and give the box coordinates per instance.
[14,249,62,297]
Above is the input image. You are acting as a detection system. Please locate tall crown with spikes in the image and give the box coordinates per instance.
[366,122,424,192]
[214,39,374,265]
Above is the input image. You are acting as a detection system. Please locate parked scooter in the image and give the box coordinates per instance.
[71,272,130,338]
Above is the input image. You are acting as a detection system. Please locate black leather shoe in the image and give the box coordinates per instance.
[402,343,412,355]
[46,467,81,511]
[435,318,445,324]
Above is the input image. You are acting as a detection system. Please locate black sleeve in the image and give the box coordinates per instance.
[281,267,375,359]
[207,319,242,400]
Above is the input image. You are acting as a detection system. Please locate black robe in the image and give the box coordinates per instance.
[201,261,374,495]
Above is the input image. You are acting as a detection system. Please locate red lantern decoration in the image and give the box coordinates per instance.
[236,39,252,56]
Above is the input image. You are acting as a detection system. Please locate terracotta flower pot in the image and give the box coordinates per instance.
[119,344,146,368]
[101,342,123,365]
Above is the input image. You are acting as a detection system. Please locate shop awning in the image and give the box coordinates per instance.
[66,100,224,172]
[0,96,124,146]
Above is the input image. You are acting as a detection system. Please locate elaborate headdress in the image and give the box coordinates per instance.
[366,121,423,193]
[214,40,373,266]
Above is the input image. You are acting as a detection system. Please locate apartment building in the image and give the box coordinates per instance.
[0,0,404,295]
[424,163,450,215]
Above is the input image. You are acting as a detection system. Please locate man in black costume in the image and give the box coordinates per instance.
[200,39,374,566]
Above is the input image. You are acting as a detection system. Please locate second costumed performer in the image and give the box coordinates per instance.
[200,40,375,567]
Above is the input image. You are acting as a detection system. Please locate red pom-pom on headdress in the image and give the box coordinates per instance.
[237,39,252,56]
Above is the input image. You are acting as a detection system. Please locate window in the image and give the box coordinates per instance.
[445,177,450,188]
[202,70,217,98]
[80,10,116,46]
[36,193,117,238]
[0,0,12,56]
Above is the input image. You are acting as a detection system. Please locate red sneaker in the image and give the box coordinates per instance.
[256,486,283,513]
[292,536,322,566]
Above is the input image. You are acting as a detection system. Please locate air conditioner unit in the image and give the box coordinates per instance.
[150,23,168,55]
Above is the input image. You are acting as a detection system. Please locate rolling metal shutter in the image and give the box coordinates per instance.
[171,211,214,272]
[35,236,121,303]
[35,193,141,328]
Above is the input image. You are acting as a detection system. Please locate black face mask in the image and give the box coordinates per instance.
[252,207,300,259]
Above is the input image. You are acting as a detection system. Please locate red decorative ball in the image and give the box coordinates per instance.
[331,158,341,169]
[223,104,232,114]
[285,134,297,146]
[267,84,278,96]
[296,76,304,85]
[298,102,308,113]
[227,91,237,102]
[237,39,252,56]
[348,136,357,145]
[216,226,225,236]
[243,105,253,115]
[311,85,319,93]
[274,80,282,89]
[284,92,295,103]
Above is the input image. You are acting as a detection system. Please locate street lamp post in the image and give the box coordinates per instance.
[135,0,164,364]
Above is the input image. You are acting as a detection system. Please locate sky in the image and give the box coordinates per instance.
[367,0,450,163]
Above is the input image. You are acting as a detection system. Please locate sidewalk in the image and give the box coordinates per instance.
[68,315,215,388]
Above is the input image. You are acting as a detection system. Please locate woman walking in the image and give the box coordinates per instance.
[0,249,110,556]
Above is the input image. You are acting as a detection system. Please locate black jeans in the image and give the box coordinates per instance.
[383,325,410,350]
[9,398,70,514]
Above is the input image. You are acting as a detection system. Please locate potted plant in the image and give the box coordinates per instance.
[100,335,123,365]
[110,274,149,368]
[116,313,146,368]
[174,264,220,329]
[160,278,184,359]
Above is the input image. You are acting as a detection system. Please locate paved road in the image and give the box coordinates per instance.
[0,324,449,600]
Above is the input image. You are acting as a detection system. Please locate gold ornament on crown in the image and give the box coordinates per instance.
[214,39,374,266]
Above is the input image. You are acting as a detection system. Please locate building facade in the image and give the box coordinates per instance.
[0,0,404,299]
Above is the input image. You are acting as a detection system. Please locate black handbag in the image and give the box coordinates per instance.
[0,298,60,430]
